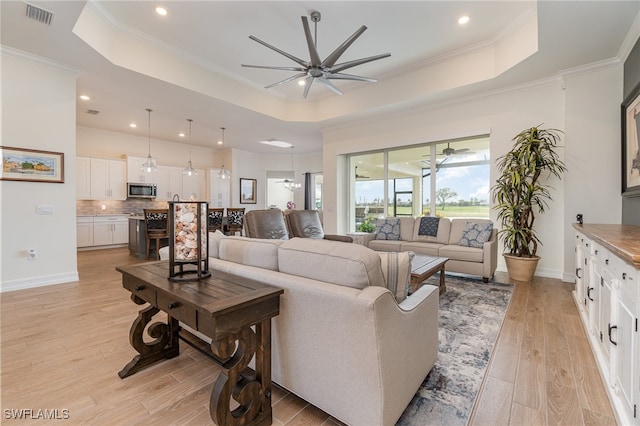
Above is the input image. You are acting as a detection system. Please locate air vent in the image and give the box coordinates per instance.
[25,3,54,26]
[85,110,100,115]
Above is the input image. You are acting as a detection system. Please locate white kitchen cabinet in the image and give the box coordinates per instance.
[156,165,183,201]
[76,157,92,200]
[90,158,126,200]
[76,216,94,247]
[93,216,129,246]
[182,170,206,200]
[574,225,639,425]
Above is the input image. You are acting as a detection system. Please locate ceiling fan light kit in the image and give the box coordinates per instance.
[242,11,391,98]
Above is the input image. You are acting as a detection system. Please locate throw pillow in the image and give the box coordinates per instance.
[378,251,414,303]
[458,222,493,248]
[374,217,401,240]
[418,216,440,236]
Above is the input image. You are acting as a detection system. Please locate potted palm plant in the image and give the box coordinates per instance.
[491,125,567,282]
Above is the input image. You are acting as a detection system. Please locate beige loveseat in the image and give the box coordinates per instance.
[365,217,498,282]
[161,235,439,426]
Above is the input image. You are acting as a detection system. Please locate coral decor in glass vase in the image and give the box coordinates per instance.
[286,201,296,210]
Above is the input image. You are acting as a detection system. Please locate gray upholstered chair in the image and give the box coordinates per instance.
[243,209,290,239]
[285,210,353,243]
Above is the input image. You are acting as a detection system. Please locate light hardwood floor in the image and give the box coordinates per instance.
[1,248,615,425]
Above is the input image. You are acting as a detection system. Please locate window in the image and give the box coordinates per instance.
[349,136,490,230]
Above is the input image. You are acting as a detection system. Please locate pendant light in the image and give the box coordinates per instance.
[141,108,158,173]
[182,118,198,176]
[284,146,301,191]
[216,127,231,180]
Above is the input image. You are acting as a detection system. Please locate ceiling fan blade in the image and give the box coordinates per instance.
[302,76,314,98]
[248,35,309,68]
[454,148,470,154]
[264,72,307,89]
[242,64,306,72]
[316,77,344,96]
[321,25,367,68]
[301,17,322,67]
[326,72,377,83]
[329,52,391,73]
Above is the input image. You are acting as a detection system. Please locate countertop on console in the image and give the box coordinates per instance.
[573,223,640,268]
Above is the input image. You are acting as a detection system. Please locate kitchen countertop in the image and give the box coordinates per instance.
[573,223,640,268]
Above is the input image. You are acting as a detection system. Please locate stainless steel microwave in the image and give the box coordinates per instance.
[127,182,157,199]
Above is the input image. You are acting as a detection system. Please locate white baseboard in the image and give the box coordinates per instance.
[1,272,79,293]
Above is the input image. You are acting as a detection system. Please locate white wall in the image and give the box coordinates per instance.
[322,66,623,280]
[231,149,323,212]
[562,65,624,280]
[1,50,79,291]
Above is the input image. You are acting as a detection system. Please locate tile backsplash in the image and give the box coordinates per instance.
[76,199,170,216]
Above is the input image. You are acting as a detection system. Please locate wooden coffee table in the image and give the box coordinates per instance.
[410,255,449,295]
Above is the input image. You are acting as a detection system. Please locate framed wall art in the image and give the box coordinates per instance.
[622,82,640,196]
[240,178,257,204]
[1,146,64,183]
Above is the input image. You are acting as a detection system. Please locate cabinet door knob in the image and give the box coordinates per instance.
[587,287,594,301]
[135,285,145,291]
[167,302,178,310]
[605,259,609,265]
[575,267,582,279]
[622,272,627,280]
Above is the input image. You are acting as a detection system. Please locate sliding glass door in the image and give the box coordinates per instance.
[349,136,490,231]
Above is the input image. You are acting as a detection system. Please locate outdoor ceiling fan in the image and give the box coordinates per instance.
[241,10,391,98]
[437,143,473,156]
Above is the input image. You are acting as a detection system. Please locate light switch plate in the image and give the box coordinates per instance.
[36,204,54,215]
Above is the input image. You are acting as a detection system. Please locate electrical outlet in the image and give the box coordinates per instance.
[27,249,38,261]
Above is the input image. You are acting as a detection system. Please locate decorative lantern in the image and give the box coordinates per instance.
[168,201,210,281]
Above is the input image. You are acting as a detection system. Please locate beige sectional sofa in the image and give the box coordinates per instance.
[366,217,498,283]
[161,235,439,426]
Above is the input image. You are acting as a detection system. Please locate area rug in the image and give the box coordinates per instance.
[397,274,514,426]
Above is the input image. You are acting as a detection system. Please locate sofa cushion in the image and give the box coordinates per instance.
[400,241,443,257]
[278,238,385,289]
[399,217,415,241]
[368,240,404,252]
[377,251,413,303]
[439,244,484,262]
[449,218,493,245]
[412,217,451,244]
[218,237,285,271]
[374,217,401,240]
[458,222,494,248]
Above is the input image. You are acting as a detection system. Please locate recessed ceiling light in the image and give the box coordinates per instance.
[179,132,185,138]
[155,6,167,16]
[129,123,137,128]
[259,139,293,148]
[217,140,223,145]
[298,80,306,86]
[79,95,90,101]
[458,16,470,25]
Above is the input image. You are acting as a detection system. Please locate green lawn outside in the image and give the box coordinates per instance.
[388,205,490,218]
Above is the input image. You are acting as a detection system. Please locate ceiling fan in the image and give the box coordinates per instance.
[241,10,391,98]
[437,143,473,156]
[355,167,370,179]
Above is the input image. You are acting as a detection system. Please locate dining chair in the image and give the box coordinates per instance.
[226,207,245,236]
[144,208,169,260]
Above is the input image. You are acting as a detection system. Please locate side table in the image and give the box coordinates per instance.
[347,231,376,246]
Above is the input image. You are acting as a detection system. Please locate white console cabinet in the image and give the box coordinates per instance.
[574,224,639,425]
